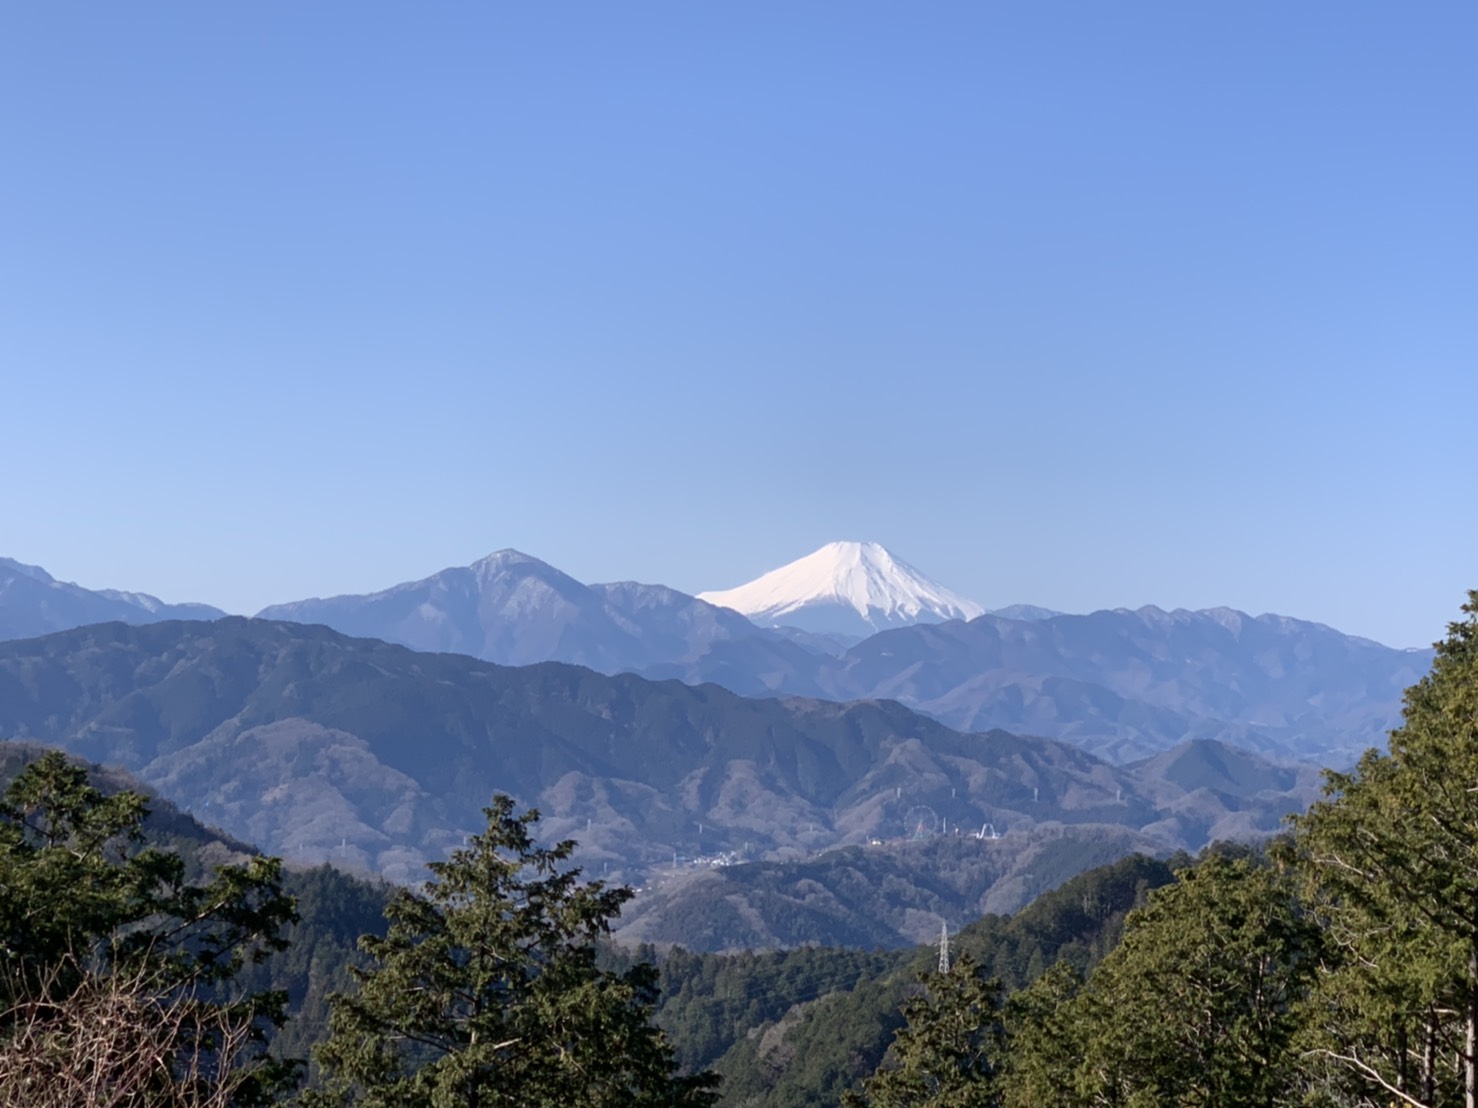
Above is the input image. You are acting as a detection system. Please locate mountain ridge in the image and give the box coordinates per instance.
[0,550,1428,762]
[0,618,1321,891]
[255,548,818,678]
[0,555,226,640]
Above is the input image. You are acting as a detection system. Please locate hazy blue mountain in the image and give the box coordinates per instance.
[255,551,1426,763]
[987,603,1064,621]
[0,556,226,641]
[798,606,1430,763]
[256,549,820,681]
[17,545,1423,766]
[1125,737,1321,798]
[1120,738,1326,848]
[0,620,1315,889]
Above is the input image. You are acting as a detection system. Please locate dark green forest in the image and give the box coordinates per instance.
[2,591,1476,1105]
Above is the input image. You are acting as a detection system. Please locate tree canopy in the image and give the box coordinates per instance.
[1291,589,1478,1105]
[842,954,1004,1108]
[844,591,1478,1107]
[0,750,299,1106]
[307,794,719,1108]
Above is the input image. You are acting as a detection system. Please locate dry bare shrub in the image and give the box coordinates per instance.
[0,962,260,1108]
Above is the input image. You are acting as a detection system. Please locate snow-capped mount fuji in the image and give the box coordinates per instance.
[697,541,986,637]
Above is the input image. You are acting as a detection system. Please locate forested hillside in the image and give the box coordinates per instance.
[0,739,1240,1105]
[668,853,1176,1107]
[1,550,1427,765]
[0,618,1315,905]
[4,595,1473,1105]
[613,826,1164,951]
[836,593,1478,1106]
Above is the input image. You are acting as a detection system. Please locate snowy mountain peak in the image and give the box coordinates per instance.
[697,541,984,636]
[471,549,546,573]
[0,557,56,584]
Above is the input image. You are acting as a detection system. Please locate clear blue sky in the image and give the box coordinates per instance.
[2,4,1473,648]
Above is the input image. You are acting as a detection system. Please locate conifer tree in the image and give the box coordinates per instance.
[307,795,718,1108]
[0,750,300,1106]
[842,954,1004,1107]
[998,961,1084,1108]
[1293,591,1478,1106]
[1067,855,1321,1107]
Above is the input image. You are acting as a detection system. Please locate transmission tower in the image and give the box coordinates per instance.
[937,920,951,975]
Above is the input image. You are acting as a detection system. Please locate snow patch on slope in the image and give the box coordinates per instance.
[0,558,56,584]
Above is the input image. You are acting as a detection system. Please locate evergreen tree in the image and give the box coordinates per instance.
[1068,855,1321,1107]
[1292,591,1478,1106]
[998,961,1084,1108]
[0,750,300,1105]
[307,795,718,1107]
[842,954,1004,1108]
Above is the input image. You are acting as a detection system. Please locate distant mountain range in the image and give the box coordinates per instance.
[249,546,1424,762]
[0,548,1422,952]
[794,606,1429,763]
[0,619,1322,889]
[0,557,225,639]
[258,548,817,674]
[0,547,1431,762]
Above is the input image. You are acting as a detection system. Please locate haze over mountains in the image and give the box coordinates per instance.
[250,543,1425,762]
[0,544,1429,763]
[0,544,1434,949]
[0,619,1320,894]
[0,556,226,639]
[258,548,812,673]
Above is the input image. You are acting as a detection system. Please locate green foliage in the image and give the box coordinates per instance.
[827,591,1478,1107]
[234,865,394,1080]
[844,851,1317,1108]
[1066,855,1322,1106]
[842,956,1004,1108]
[638,943,906,1075]
[0,750,300,1104]
[713,972,908,1108]
[999,962,1083,1108]
[965,852,1173,989]
[307,794,719,1107]
[697,854,1172,1108]
[1290,590,1478,1105]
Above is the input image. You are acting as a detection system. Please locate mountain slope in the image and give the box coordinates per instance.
[0,620,1312,892]
[0,556,225,641]
[250,548,1421,762]
[0,742,394,1066]
[800,606,1428,762]
[697,541,985,636]
[688,852,1177,1106]
[256,549,820,681]
[614,826,1164,951]
[7,549,1420,767]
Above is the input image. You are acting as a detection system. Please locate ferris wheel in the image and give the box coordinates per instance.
[903,805,939,841]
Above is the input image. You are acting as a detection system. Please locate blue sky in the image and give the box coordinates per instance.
[2,4,1473,648]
